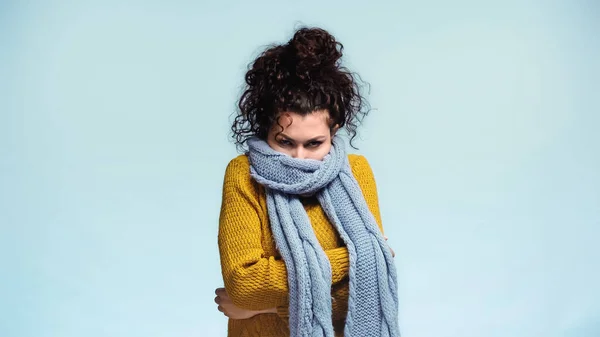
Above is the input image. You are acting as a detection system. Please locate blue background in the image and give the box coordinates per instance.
[1,1,599,336]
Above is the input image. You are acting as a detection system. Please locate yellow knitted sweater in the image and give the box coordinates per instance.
[218,153,384,337]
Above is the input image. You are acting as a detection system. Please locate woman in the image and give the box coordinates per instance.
[215,27,400,337]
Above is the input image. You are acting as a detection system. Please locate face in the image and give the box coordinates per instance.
[267,110,336,160]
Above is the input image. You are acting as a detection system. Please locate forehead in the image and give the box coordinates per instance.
[277,111,330,138]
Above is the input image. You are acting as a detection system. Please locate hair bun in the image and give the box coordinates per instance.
[287,27,342,75]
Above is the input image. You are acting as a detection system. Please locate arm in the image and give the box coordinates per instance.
[352,155,396,257]
[218,157,350,312]
[350,154,385,234]
[218,157,288,311]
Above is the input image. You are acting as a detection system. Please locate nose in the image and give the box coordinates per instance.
[291,147,306,159]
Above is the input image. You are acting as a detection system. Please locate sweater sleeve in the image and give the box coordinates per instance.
[218,156,351,311]
[218,157,288,310]
[350,154,385,234]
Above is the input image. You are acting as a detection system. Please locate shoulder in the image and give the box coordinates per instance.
[222,154,255,192]
[347,154,383,228]
[348,154,374,176]
[220,154,266,210]
[224,154,251,174]
[347,154,378,195]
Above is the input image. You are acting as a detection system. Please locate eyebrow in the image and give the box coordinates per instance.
[279,133,327,143]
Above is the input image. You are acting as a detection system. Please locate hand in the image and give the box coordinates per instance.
[214,287,276,319]
[384,236,395,258]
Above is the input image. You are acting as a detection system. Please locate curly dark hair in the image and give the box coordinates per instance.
[231,27,371,151]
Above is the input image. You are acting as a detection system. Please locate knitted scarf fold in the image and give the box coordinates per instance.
[248,136,400,337]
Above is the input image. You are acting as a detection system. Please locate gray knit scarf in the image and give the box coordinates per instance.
[247,136,400,337]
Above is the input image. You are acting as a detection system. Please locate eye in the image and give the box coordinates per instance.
[306,141,323,148]
[278,138,293,147]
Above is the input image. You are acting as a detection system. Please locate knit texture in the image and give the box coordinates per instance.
[246,136,399,337]
[218,150,390,336]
